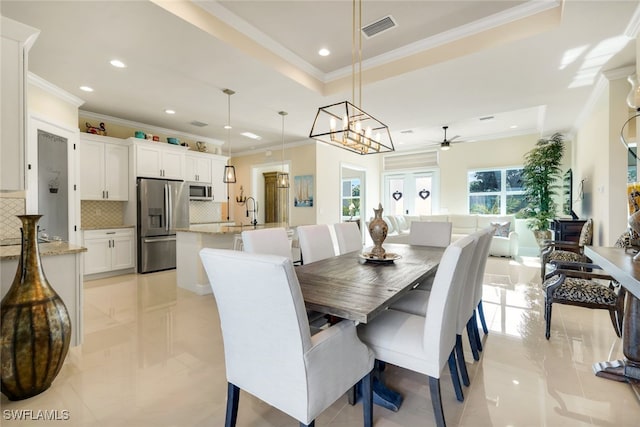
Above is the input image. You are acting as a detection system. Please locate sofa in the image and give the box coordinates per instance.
[381,214,519,258]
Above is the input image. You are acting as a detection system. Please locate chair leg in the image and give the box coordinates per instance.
[447,350,464,402]
[472,311,483,352]
[466,318,480,361]
[362,370,373,427]
[609,309,622,338]
[477,301,489,334]
[455,334,470,387]
[301,422,315,427]
[225,382,240,427]
[428,376,447,427]
[545,300,552,340]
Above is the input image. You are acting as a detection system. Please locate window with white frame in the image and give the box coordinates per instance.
[341,178,361,219]
[468,167,526,215]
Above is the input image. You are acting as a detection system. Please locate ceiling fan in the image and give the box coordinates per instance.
[428,126,463,151]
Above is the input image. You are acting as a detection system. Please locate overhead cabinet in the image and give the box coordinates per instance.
[134,139,185,180]
[0,17,39,191]
[80,135,129,201]
[83,228,135,275]
[185,152,212,183]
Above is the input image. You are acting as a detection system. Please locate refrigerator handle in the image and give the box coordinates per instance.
[164,183,170,232]
[168,184,173,231]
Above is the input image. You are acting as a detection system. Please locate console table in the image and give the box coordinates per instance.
[549,218,587,242]
[584,246,640,399]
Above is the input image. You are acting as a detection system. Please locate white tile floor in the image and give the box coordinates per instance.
[2,256,639,426]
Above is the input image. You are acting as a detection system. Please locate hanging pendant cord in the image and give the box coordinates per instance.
[352,0,356,106]
[358,0,362,109]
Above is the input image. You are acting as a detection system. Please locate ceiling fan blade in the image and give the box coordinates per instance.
[448,135,461,141]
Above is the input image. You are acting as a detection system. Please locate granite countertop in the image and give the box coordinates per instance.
[177,222,290,235]
[81,225,135,230]
[1,242,87,261]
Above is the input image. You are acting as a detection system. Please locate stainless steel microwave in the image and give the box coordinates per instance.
[189,183,213,200]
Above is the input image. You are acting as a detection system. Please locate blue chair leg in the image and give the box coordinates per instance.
[455,334,470,387]
[447,350,464,402]
[428,376,446,427]
[466,318,480,361]
[478,301,489,334]
[225,382,240,427]
[472,311,483,352]
[301,422,315,427]
[362,370,373,427]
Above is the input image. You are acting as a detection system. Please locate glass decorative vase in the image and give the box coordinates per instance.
[1,215,71,400]
[368,203,388,258]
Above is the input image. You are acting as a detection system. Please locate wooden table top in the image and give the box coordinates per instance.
[584,246,640,299]
[296,243,444,323]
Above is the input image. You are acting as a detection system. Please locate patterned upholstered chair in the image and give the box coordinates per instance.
[540,218,593,283]
[542,260,625,340]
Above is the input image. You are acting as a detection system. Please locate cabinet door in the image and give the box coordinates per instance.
[83,237,112,274]
[195,156,212,183]
[136,145,162,178]
[104,144,129,200]
[184,155,198,182]
[161,150,184,180]
[80,140,106,200]
[111,234,135,270]
[211,159,227,201]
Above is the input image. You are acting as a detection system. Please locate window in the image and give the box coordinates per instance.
[468,168,525,215]
[384,171,436,216]
[341,178,361,219]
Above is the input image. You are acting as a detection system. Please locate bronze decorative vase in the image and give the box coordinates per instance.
[368,203,388,258]
[1,215,71,400]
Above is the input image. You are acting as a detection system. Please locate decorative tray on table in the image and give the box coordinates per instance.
[359,252,402,264]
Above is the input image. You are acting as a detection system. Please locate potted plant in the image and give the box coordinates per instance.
[521,132,565,245]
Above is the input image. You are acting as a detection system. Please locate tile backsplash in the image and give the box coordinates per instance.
[0,198,26,239]
[190,201,222,223]
[81,200,126,228]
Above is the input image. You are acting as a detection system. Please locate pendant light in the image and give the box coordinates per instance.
[222,88,236,183]
[277,111,290,188]
[309,0,393,155]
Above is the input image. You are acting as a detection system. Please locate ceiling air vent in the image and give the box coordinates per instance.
[190,120,208,127]
[362,15,397,39]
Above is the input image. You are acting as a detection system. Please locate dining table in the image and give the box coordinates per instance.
[295,242,446,411]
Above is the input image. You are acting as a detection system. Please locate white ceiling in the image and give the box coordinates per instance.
[1,0,639,155]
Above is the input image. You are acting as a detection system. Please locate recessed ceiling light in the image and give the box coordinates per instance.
[164,109,176,115]
[79,86,94,92]
[223,125,232,130]
[510,125,518,129]
[110,59,126,68]
[318,48,330,56]
[241,132,262,140]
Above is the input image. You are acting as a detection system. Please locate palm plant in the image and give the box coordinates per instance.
[521,133,565,231]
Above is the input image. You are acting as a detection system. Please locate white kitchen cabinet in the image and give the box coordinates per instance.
[211,158,227,201]
[134,139,185,180]
[0,17,39,191]
[83,228,135,275]
[80,135,129,200]
[185,152,212,183]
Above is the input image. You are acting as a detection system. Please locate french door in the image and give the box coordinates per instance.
[384,171,437,216]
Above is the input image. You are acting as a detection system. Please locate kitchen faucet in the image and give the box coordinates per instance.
[245,197,258,227]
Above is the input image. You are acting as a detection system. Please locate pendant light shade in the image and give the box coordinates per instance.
[277,111,290,188]
[223,88,236,183]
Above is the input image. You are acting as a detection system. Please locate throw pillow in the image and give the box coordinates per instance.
[491,221,510,237]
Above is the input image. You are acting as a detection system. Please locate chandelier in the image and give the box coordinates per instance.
[309,0,394,155]
[277,111,290,188]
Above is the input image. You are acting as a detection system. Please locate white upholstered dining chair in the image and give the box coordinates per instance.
[357,235,476,427]
[297,224,336,264]
[334,222,363,254]
[241,227,291,258]
[199,248,374,427]
[409,220,453,247]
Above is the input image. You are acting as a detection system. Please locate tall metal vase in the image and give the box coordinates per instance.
[368,203,388,258]
[1,215,71,400]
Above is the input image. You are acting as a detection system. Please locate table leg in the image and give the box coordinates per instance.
[593,291,640,397]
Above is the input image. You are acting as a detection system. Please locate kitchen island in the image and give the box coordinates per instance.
[176,223,294,295]
[1,242,87,346]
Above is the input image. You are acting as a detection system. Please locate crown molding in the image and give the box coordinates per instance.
[79,110,224,146]
[326,0,561,81]
[624,2,640,38]
[233,139,314,158]
[28,73,85,108]
[603,65,636,81]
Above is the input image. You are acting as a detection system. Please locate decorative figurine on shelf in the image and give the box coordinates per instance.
[85,122,107,136]
[368,203,388,258]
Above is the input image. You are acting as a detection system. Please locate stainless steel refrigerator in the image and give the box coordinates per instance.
[137,178,189,273]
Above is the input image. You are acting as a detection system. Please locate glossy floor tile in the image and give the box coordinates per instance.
[2,256,639,426]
